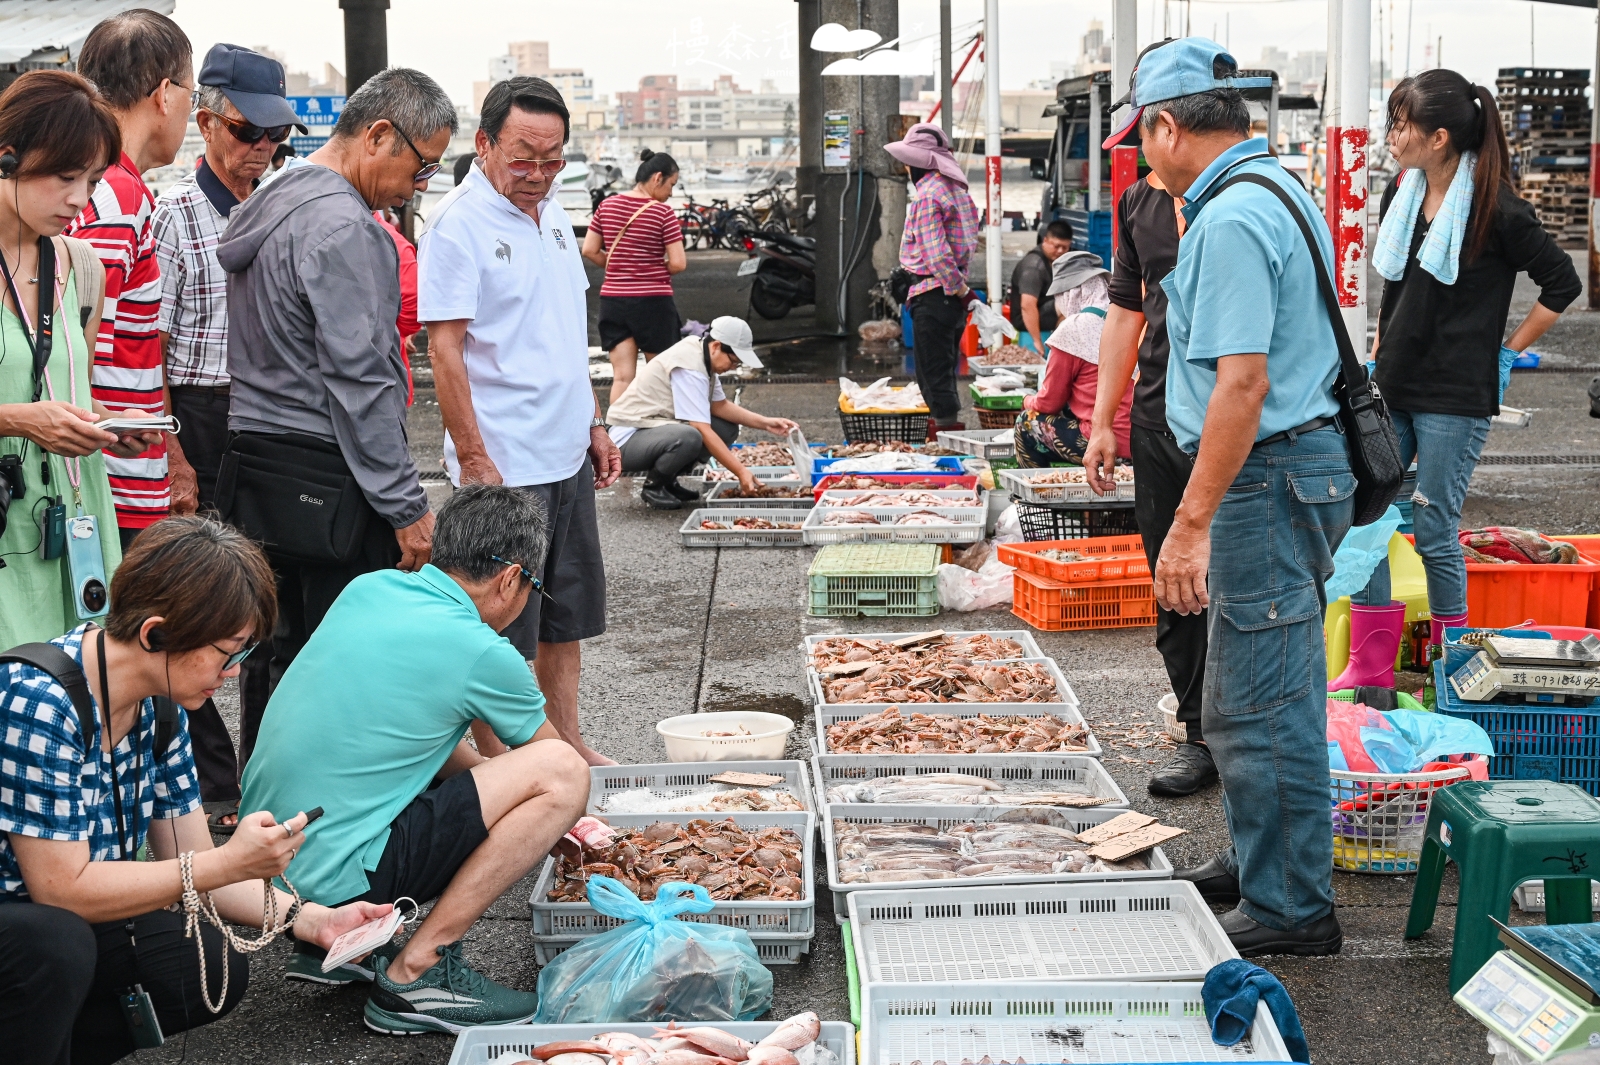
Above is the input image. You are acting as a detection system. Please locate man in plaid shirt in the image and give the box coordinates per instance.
[67,12,198,542]
[887,123,979,431]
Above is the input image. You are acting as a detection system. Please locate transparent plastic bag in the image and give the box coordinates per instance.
[967,298,1019,350]
[938,558,1014,611]
[533,876,774,1023]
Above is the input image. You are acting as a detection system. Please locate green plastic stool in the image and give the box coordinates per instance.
[1405,779,1600,992]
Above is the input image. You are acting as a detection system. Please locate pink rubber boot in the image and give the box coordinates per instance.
[1329,601,1408,691]
[1430,611,1469,649]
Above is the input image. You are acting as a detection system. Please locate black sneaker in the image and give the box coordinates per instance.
[1219,906,1343,957]
[641,483,684,510]
[664,479,701,502]
[1174,854,1242,905]
[1148,742,1218,797]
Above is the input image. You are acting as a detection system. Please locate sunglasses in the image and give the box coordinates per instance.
[210,640,258,669]
[392,122,444,182]
[489,136,567,179]
[202,108,292,145]
[491,555,555,602]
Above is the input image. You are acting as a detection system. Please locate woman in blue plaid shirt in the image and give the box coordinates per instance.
[0,517,392,1063]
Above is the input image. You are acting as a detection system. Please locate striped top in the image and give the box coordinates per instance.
[67,153,167,528]
[590,194,681,297]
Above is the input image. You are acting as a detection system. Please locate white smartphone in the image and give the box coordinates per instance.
[321,907,406,972]
[98,415,180,435]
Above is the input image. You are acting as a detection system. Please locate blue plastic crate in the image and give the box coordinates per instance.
[810,454,966,484]
[1434,627,1600,794]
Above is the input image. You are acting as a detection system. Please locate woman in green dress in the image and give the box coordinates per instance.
[0,71,162,647]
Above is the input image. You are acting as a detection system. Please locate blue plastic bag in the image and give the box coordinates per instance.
[1325,505,1404,601]
[533,876,773,1023]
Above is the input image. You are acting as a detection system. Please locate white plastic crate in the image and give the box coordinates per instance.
[812,752,1127,809]
[1515,879,1600,913]
[823,802,1171,921]
[1000,466,1137,504]
[703,480,814,507]
[802,629,1045,661]
[936,427,1015,460]
[531,929,814,966]
[448,1021,857,1065]
[588,760,814,815]
[816,489,983,508]
[809,656,1080,711]
[679,509,807,547]
[816,701,1100,761]
[861,982,1293,1065]
[528,811,816,937]
[802,506,985,545]
[847,880,1236,987]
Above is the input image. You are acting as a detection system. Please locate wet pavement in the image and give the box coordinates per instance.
[156,249,1600,1065]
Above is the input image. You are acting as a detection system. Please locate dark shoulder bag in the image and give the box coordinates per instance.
[1205,172,1404,527]
[0,643,181,757]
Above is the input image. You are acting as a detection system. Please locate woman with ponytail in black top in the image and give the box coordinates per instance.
[1330,69,1581,691]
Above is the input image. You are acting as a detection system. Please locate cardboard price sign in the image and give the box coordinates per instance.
[1088,824,1187,862]
[1075,812,1156,846]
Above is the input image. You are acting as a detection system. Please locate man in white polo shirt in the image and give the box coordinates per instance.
[419,76,622,767]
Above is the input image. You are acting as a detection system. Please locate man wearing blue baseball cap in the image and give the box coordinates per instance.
[1103,38,1353,957]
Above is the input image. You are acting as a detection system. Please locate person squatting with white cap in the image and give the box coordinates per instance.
[605,316,797,510]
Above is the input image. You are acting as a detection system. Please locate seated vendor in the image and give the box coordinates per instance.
[239,485,590,1036]
[605,315,798,510]
[1015,251,1134,468]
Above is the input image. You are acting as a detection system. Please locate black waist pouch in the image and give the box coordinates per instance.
[216,432,372,564]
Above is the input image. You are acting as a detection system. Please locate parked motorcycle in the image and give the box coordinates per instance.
[744,229,816,320]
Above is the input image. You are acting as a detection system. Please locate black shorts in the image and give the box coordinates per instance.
[338,769,489,907]
[598,295,682,355]
[500,461,609,656]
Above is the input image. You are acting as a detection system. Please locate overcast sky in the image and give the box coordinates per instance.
[169,0,1599,107]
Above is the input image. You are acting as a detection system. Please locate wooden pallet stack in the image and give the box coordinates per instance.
[1497,67,1592,248]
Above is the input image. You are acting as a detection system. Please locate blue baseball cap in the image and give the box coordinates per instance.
[1102,37,1272,149]
[198,43,306,133]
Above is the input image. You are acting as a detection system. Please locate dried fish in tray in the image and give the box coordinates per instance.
[819,658,1062,705]
[546,818,806,903]
[824,707,1091,755]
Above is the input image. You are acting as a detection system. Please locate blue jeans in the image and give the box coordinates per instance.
[1351,410,1491,614]
[1204,427,1354,931]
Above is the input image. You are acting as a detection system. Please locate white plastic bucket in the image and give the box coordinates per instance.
[656,711,795,761]
[1158,693,1185,743]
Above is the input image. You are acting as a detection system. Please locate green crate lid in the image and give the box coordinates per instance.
[807,543,941,578]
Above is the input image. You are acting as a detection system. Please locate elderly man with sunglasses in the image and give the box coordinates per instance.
[418,76,622,768]
[215,67,456,786]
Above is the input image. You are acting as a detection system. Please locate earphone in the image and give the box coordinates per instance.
[143,626,167,653]
[0,151,16,179]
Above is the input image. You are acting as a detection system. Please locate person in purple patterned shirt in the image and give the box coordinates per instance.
[887,123,979,431]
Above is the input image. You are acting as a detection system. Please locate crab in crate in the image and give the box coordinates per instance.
[548,818,805,903]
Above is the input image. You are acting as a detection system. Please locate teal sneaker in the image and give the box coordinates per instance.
[363,941,537,1035]
[285,937,398,986]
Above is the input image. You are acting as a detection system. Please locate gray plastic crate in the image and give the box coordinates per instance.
[809,656,1079,711]
[824,802,1172,922]
[802,505,985,546]
[680,509,807,547]
[588,760,814,815]
[812,752,1126,809]
[935,427,1016,460]
[448,1020,856,1065]
[703,480,814,507]
[1000,465,1137,503]
[847,880,1235,987]
[861,982,1292,1065]
[815,701,1101,760]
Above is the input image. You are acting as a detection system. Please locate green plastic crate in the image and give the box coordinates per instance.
[807,544,940,617]
[969,385,1026,410]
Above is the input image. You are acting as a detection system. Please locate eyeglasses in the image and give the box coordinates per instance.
[488,136,567,179]
[202,108,292,145]
[168,81,200,113]
[491,555,555,601]
[391,122,444,182]
[210,640,258,670]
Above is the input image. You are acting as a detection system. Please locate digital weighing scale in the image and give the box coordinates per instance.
[1450,636,1600,704]
[1455,920,1600,1061]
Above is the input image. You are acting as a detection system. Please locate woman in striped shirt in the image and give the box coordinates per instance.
[582,149,687,403]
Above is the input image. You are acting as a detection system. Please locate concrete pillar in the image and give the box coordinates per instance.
[1590,14,1600,309]
[814,0,901,333]
[1110,0,1137,131]
[339,0,389,96]
[1324,0,1370,343]
[795,0,824,233]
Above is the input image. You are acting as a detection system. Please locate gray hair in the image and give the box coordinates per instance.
[332,67,459,148]
[432,485,548,583]
[197,85,231,117]
[1139,89,1251,138]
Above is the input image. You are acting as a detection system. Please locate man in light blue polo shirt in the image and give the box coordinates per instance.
[241,485,589,1034]
[1104,38,1354,958]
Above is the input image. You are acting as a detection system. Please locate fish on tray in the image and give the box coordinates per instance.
[726,442,802,467]
[826,707,1089,754]
[501,1013,825,1065]
[1027,466,1134,485]
[821,491,980,507]
[833,818,1148,883]
[825,772,1107,807]
[893,509,959,526]
[823,440,960,457]
[547,818,805,902]
[823,475,950,490]
[822,661,1060,705]
[820,510,881,525]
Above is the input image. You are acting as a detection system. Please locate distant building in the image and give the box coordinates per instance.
[617,73,680,130]
[474,40,610,129]
[1260,46,1326,97]
[1077,20,1111,77]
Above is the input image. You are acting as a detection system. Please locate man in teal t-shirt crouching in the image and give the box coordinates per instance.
[241,485,590,1035]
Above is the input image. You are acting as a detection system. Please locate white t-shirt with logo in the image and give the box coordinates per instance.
[417,165,592,486]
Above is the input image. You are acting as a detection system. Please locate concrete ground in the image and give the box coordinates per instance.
[154,249,1600,1064]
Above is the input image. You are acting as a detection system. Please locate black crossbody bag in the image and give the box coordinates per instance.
[215,432,372,564]
[1202,172,1404,527]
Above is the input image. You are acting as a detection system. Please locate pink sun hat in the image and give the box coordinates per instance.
[884,123,968,186]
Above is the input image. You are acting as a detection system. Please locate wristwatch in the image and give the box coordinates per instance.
[591,418,608,430]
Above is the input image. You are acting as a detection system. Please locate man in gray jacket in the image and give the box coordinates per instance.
[217,67,455,768]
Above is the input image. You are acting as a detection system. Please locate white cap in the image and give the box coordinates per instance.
[708,315,763,368]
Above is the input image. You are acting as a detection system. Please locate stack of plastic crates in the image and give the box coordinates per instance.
[807,543,941,617]
[1013,501,1140,541]
[998,534,1156,632]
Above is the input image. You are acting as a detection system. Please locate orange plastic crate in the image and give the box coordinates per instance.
[1408,534,1600,628]
[1554,536,1600,628]
[1011,570,1158,631]
[998,535,1150,584]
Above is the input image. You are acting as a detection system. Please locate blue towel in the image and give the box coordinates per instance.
[1203,958,1311,1063]
[1371,151,1477,286]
